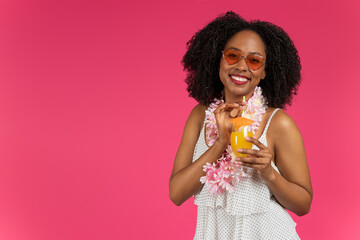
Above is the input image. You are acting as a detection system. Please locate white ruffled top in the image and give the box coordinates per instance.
[192,109,300,240]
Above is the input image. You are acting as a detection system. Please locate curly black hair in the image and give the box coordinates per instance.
[182,11,301,108]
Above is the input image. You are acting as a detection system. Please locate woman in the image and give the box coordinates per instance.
[169,12,312,239]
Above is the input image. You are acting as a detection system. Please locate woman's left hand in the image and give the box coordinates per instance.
[236,137,276,181]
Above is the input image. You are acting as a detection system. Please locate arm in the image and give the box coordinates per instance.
[237,110,313,216]
[169,103,240,206]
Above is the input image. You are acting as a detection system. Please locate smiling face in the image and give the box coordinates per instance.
[219,30,266,102]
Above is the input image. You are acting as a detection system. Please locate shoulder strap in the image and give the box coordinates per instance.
[262,108,280,136]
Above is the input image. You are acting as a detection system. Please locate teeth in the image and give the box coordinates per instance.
[231,75,249,82]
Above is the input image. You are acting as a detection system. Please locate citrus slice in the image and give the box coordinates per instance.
[229,117,254,126]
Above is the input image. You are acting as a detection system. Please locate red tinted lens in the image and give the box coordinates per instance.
[223,49,241,65]
[245,55,265,70]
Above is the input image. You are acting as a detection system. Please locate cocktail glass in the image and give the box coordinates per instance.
[230,117,255,157]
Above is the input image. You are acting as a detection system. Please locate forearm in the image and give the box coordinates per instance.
[265,170,312,216]
[169,141,227,206]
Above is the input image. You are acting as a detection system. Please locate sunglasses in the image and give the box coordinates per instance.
[222,48,265,71]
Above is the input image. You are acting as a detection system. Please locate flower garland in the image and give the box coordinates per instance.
[200,86,267,194]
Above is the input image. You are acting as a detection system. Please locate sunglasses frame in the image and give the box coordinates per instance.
[222,49,266,71]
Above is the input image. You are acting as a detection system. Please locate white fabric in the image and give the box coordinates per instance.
[192,109,300,240]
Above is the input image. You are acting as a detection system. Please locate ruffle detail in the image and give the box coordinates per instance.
[194,199,299,240]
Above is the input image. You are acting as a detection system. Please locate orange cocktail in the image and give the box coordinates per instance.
[230,117,254,157]
[231,126,253,157]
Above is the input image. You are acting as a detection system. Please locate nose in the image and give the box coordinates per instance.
[235,56,248,71]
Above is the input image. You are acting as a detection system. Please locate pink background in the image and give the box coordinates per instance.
[0,0,359,239]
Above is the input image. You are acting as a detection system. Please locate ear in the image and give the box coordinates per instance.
[261,71,266,80]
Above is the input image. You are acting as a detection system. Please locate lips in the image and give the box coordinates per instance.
[229,74,250,85]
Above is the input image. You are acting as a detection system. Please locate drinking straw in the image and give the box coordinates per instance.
[241,96,245,117]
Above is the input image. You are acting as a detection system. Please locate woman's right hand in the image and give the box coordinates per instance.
[214,102,246,146]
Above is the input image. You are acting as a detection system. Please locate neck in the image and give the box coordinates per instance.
[224,89,254,103]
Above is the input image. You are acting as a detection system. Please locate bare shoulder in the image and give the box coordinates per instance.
[178,103,207,150]
[266,109,312,204]
[186,103,207,131]
[171,104,207,177]
[190,104,207,120]
[268,109,307,173]
[268,109,302,141]
[271,109,297,129]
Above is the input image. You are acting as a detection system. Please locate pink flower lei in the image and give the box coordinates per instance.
[200,86,267,194]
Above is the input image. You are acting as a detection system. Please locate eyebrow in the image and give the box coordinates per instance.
[228,47,264,57]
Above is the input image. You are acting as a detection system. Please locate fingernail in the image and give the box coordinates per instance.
[237,149,243,153]
[245,137,251,141]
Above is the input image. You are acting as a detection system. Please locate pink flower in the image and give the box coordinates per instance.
[201,87,266,195]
